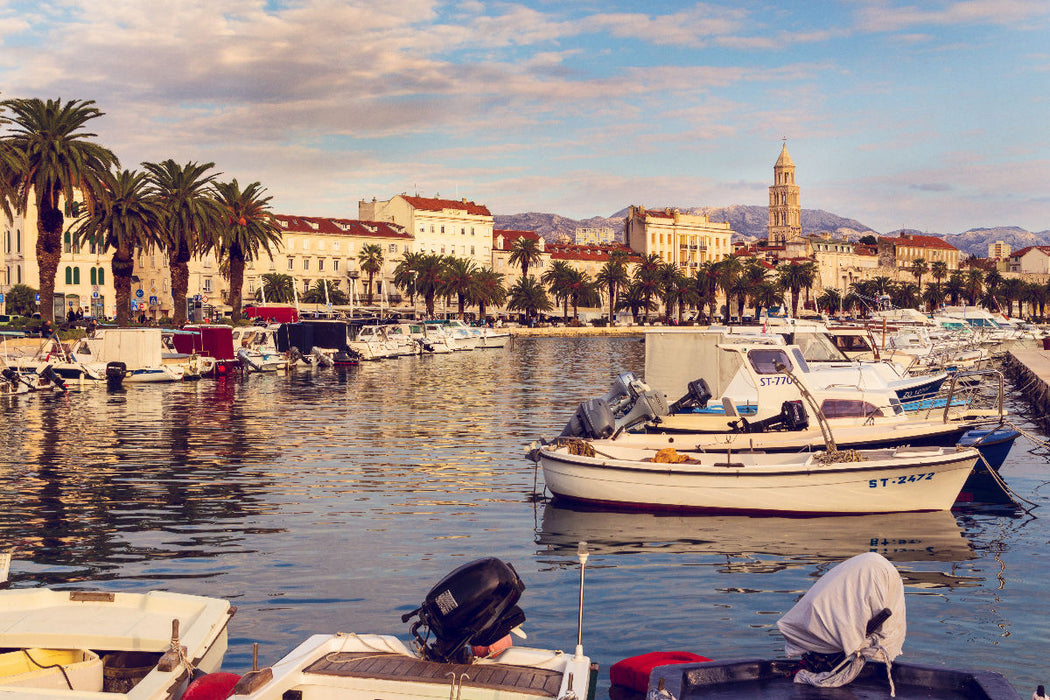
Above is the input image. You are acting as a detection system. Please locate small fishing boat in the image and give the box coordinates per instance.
[216,557,592,700]
[0,588,234,698]
[620,553,1019,699]
[537,440,978,514]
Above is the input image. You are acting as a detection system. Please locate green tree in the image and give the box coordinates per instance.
[816,289,842,315]
[713,257,743,323]
[634,253,663,323]
[541,260,577,320]
[356,243,385,306]
[413,253,447,318]
[859,234,878,246]
[695,262,719,322]
[69,169,163,326]
[471,268,506,320]
[2,97,119,322]
[301,279,348,305]
[443,256,479,319]
[618,279,653,322]
[507,275,552,321]
[944,271,966,306]
[929,261,948,304]
[965,268,984,306]
[143,159,222,325]
[909,258,929,306]
[776,260,816,317]
[567,269,599,321]
[508,236,544,279]
[4,284,37,316]
[258,272,294,303]
[212,179,283,323]
[595,250,630,323]
[393,251,425,307]
[999,277,1025,317]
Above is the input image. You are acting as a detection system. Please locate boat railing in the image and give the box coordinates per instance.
[907,369,1006,425]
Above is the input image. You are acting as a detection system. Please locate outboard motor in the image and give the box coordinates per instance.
[1,368,18,383]
[668,378,713,414]
[40,364,67,393]
[732,400,808,434]
[312,347,334,367]
[560,398,616,439]
[105,361,127,389]
[402,558,526,664]
[613,387,669,435]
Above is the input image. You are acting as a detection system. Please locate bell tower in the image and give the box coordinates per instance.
[768,143,801,245]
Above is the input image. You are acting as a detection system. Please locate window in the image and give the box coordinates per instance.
[288,258,295,270]
[73,267,80,284]
[203,278,212,292]
[389,244,397,253]
[471,227,475,236]
[440,226,445,234]
[65,266,72,285]
[16,229,20,252]
[303,240,310,251]
[430,225,435,233]
[318,258,325,271]
[333,259,340,271]
[461,228,465,235]
[470,246,475,255]
[90,268,97,285]
[64,232,72,254]
[203,257,212,269]
[304,258,310,271]
[248,279,256,293]
[748,348,792,375]
[97,267,104,285]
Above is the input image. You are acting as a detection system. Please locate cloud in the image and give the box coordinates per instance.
[854,0,1050,33]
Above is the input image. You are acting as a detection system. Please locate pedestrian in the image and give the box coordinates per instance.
[1034,685,1048,700]
[66,308,76,325]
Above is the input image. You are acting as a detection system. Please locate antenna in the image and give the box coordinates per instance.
[574,541,589,661]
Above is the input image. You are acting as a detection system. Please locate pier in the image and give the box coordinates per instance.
[1005,349,1050,426]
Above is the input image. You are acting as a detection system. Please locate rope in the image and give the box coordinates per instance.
[22,649,75,690]
[972,445,1039,512]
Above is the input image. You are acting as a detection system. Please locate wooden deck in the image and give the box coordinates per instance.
[303,651,564,697]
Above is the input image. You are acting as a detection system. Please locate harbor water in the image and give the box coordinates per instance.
[1,336,1049,696]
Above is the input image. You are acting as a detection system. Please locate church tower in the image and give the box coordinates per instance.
[768,143,801,245]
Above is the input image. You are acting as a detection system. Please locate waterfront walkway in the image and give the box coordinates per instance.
[1005,349,1050,423]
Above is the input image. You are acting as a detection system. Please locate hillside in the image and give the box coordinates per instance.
[494,207,1047,257]
[495,205,876,244]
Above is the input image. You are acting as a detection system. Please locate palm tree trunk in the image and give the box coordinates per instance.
[170,248,191,325]
[229,254,246,322]
[112,247,135,326]
[36,205,64,323]
[367,273,375,305]
[791,288,800,317]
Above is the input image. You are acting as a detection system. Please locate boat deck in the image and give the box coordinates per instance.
[303,651,564,697]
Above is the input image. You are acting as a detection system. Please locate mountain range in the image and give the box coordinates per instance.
[494,205,1049,258]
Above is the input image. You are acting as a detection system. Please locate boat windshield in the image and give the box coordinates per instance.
[792,332,850,362]
[820,399,885,418]
[748,348,793,375]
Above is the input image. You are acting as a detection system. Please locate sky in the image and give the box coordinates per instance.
[1,0,1048,235]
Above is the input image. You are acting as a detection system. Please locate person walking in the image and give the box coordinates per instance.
[1034,685,1048,700]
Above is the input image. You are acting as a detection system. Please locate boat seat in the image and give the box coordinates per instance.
[303,651,564,697]
[721,397,738,417]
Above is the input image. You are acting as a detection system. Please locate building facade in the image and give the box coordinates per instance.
[768,144,801,245]
[359,195,493,271]
[988,240,1011,261]
[492,230,550,279]
[574,226,615,245]
[623,206,732,273]
[877,232,961,271]
[1008,246,1050,274]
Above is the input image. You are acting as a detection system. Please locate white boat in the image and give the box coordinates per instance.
[232,327,288,372]
[75,328,184,383]
[537,440,977,514]
[223,558,591,700]
[479,326,511,348]
[0,588,234,698]
[422,323,455,353]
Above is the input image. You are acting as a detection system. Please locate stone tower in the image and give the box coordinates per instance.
[768,143,801,245]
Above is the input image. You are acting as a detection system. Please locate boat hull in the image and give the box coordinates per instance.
[539,445,977,515]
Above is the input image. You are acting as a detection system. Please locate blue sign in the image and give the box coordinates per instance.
[35,294,40,302]
[135,289,144,299]
[149,296,158,305]
[92,291,100,299]
[0,293,4,303]
[130,300,138,311]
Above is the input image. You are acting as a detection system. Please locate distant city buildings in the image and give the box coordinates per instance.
[623,206,733,272]
[988,240,1011,260]
[768,144,801,245]
[574,226,615,245]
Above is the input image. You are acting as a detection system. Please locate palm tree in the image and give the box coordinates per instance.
[507,275,552,322]
[413,253,447,318]
[471,268,506,320]
[753,282,784,319]
[695,262,719,322]
[929,261,948,305]
[999,277,1026,317]
[594,250,630,324]
[890,282,919,309]
[393,251,425,307]
[541,260,577,320]
[567,270,599,321]
[619,280,652,323]
[212,179,283,323]
[357,243,385,306]
[143,159,221,325]
[909,258,929,308]
[965,268,984,306]
[508,236,544,279]
[68,169,163,326]
[776,261,815,317]
[258,273,295,303]
[301,279,348,305]
[634,254,663,323]
[945,271,966,306]
[657,262,685,320]
[713,257,742,323]
[443,256,479,319]
[816,289,842,315]
[2,97,119,321]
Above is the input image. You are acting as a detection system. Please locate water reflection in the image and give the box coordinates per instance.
[537,503,975,566]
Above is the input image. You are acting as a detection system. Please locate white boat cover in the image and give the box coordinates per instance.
[777,552,906,691]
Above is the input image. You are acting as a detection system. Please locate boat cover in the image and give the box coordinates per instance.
[777,552,906,690]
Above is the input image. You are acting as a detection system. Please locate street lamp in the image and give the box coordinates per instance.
[410,271,417,319]
[348,270,360,318]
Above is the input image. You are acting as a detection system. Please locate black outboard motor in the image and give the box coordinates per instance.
[105,361,127,389]
[560,398,616,439]
[668,378,713,414]
[402,558,526,664]
[731,400,808,434]
[40,364,67,393]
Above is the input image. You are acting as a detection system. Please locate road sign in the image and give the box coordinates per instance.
[0,294,5,303]
[149,296,158,305]
[131,301,137,311]
[135,289,144,299]
[92,285,99,293]
[202,295,209,304]
[35,294,40,302]
[92,291,99,299]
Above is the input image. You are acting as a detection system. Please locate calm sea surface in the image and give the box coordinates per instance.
[2,336,1049,696]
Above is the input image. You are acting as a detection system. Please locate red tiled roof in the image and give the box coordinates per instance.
[492,229,542,251]
[895,233,958,251]
[548,242,640,263]
[1009,245,1050,259]
[401,195,492,217]
[273,214,411,239]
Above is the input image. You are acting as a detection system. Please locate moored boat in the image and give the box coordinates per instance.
[0,588,234,698]
[538,440,978,514]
